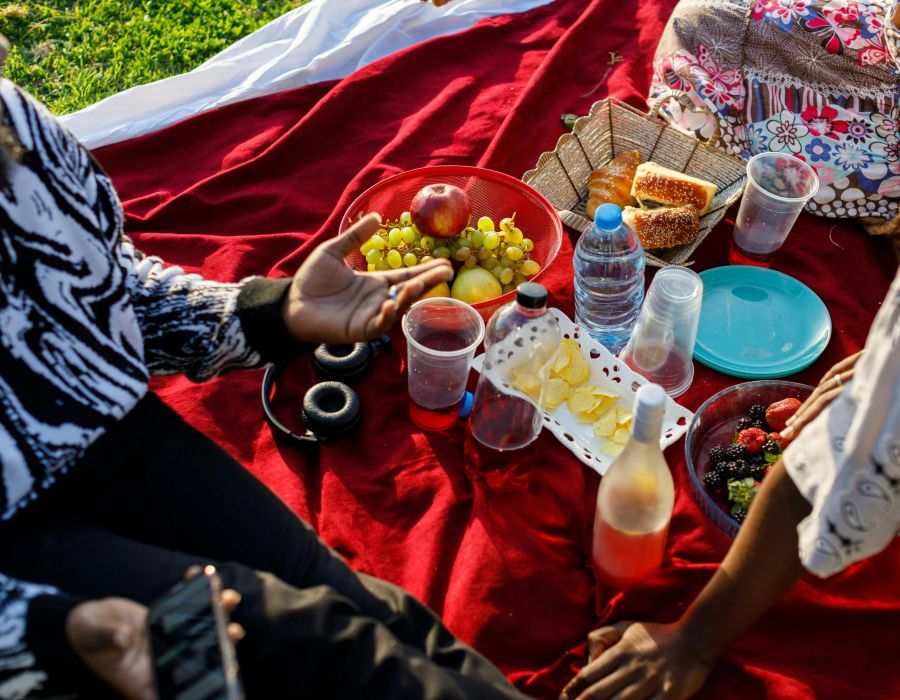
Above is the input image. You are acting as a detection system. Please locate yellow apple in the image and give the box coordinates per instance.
[450,267,503,304]
[420,281,451,300]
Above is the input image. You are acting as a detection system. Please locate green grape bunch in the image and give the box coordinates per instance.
[359,211,542,296]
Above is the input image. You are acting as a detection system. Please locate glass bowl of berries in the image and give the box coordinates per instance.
[685,380,813,538]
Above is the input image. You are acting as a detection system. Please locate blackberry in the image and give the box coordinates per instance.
[749,452,766,467]
[703,468,726,492]
[708,445,727,466]
[749,464,768,481]
[732,508,748,524]
[749,404,766,421]
[723,460,747,480]
[724,444,749,461]
[752,418,771,431]
[736,416,754,431]
[763,439,782,455]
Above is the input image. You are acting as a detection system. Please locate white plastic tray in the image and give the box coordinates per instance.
[472,309,693,476]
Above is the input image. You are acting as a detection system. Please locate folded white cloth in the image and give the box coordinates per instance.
[60,0,553,149]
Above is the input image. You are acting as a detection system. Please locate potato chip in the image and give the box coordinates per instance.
[544,378,573,410]
[551,339,587,384]
[616,408,633,426]
[591,387,617,398]
[592,407,617,438]
[511,370,543,400]
[612,427,632,444]
[565,347,591,385]
[567,385,598,414]
[592,395,617,418]
[551,348,570,375]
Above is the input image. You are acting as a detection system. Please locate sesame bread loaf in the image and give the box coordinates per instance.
[631,162,717,215]
[622,205,700,249]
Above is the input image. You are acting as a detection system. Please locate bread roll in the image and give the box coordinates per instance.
[622,206,700,249]
[631,162,717,215]
[585,150,642,219]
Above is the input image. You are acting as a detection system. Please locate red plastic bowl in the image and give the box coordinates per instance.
[339,165,563,322]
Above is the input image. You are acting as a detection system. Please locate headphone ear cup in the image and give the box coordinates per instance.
[301,382,361,441]
[312,343,372,383]
[261,364,316,445]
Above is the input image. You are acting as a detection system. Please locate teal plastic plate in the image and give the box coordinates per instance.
[694,266,831,379]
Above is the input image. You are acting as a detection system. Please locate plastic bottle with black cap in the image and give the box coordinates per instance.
[464,283,561,487]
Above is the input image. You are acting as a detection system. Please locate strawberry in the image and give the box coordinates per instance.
[765,398,802,432]
[736,427,767,455]
[768,432,782,443]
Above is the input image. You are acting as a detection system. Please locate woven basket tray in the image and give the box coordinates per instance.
[521,97,747,267]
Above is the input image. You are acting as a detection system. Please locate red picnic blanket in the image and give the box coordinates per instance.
[94,1,900,698]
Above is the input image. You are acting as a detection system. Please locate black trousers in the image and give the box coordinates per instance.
[0,393,527,699]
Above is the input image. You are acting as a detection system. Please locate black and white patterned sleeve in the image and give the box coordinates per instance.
[0,574,80,699]
[118,237,305,380]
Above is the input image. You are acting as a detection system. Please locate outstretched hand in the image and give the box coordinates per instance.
[281,213,453,345]
[561,621,712,700]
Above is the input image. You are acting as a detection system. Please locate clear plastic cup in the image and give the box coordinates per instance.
[402,298,485,431]
[729,152,819,267]
[619,266,703,398]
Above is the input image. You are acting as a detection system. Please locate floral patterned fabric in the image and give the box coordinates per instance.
[651,0,900,223]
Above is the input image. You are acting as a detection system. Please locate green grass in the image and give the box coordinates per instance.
[1,1,305,115]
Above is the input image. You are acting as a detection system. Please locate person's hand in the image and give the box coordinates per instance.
[561,621,713,700]
[66,598,157,700]
[780,350,862,442]
[281,213,453,345]
[67,571,244,700]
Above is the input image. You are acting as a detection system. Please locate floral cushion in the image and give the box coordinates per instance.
[651,0,900,222]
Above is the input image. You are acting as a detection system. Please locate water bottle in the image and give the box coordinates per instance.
[574,203,646,354]
[465,283,561,487]
[592,383,674,589]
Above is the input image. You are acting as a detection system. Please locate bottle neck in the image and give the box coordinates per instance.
[631,414,662,445]
[514,303,546,318]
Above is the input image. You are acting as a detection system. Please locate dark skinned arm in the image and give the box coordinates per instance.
[562,461,812,700]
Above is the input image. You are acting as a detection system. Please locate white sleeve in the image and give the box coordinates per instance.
[782,268,900,578]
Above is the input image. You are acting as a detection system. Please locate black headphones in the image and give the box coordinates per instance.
[261,336,391,445]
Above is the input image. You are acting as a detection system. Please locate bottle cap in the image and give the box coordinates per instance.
[516,282,548,309]
[594,203,623,232]
[457,390,474,419]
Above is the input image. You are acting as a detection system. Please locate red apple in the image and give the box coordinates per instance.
[410,183,472,239]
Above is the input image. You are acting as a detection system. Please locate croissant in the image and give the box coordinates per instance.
[631,162,717,215]
[585,150,642,220]
[622,206,700,249]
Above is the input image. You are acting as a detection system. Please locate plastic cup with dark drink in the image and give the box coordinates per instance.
[729,152,819,267]
[402,298,485,431]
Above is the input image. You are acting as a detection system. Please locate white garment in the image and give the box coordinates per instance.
[783,267,900,578]
[59,0,554,149]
